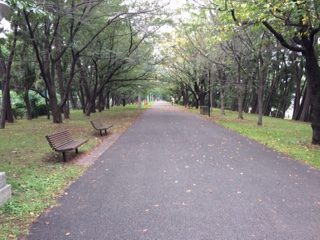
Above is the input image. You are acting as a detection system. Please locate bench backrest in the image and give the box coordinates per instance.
[45,130,73,149]
[90,119,103,128]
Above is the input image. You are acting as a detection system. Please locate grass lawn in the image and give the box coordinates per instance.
[0,104,147,240]
[188,107,320,168]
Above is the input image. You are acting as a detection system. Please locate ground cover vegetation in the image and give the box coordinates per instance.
[0,104,147,239]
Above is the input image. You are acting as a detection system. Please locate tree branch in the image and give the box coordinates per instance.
[262,21,305,54]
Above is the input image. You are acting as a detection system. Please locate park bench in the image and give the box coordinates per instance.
[90,119,113,136]
[45,130,88,162]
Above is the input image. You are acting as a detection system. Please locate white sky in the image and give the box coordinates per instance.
[164,0,187,10]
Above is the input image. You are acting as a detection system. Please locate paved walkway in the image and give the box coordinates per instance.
[27,101,320,240]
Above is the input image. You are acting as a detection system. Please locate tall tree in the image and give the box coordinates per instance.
[19,0,167,123]
[226,0,320,144]
[0,16,18,128]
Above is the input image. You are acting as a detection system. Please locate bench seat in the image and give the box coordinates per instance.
[90,119,113,136]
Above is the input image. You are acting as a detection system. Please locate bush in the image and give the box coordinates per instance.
[12,103,26,119]
[12,101,48,119]
[32,103,48,118]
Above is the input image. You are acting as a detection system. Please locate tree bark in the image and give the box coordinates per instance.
[24,89,32,120]
[0,22,18,128]
[297,83,311,121]
[304,47,320,144]
[292,52,304,120]
[237,64,243,119]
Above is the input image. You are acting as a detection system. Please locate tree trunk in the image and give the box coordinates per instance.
[0,71,9,128]
[297,83,311,121]
[217,70,225,115]
[257,53,266,126]
[0,59,5,128]
[24,89,32,120]
[250,87,258,114]
[0,22,18,128]
[48,87,62,123]
[263,73,278,116]
[76,61,92,116]
[292,52,304,120]
[78,87,85,113]
[237,64,243,119]
[69,89,78,109]
[219,84,225,115]
[106,90,110,109]
[305,47,320,144]
[98,92,103,112]
[45,87,50,120]
[242,77,249,113]
[257,71,264,125]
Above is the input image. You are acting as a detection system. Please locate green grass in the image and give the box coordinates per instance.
[188,107,320,168]
[0,103,148,240]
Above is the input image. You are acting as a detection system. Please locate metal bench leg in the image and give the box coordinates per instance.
[99,130,102,136]
[75,148,79,154]
[62,152,66,162]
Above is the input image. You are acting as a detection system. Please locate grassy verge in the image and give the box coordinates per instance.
[0,104,149,239]
[188,107,320,168]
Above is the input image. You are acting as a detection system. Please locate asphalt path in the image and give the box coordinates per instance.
[27,101,320,240]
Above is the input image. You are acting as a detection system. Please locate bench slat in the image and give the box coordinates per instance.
[55,139,88,151]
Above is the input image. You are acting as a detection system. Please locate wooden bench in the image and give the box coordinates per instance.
[90,119,113,136]
[45,130,88,162]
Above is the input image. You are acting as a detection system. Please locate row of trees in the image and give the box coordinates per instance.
[0,0,169,127]
[1,0,320,145]
[157,0,320,144]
